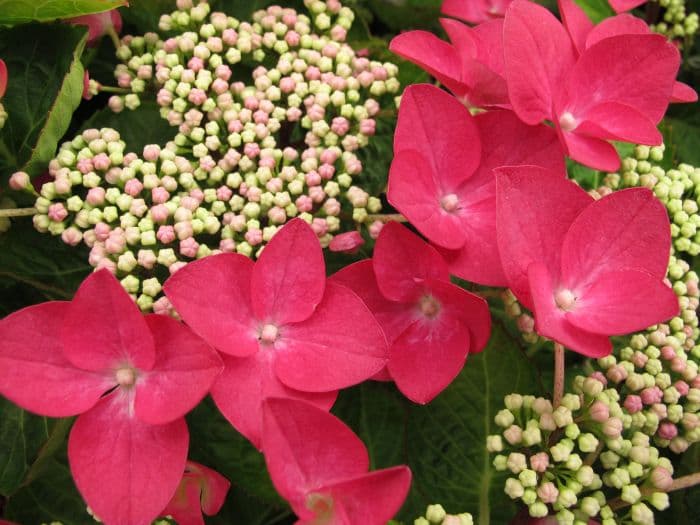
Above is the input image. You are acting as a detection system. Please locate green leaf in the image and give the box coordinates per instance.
[4,458,91,524]
[0,24,88,182]
[663,117,700,167]
[186,397,291,518]
[365,0,443,32]
[120,0,174,34]
[572,0,615,23]
[81,101,176,154]
[0,0,127,24]
[403,324,541,524]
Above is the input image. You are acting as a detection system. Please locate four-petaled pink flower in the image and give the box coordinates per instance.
[160,461,230,525]
[442,0,514,24]
[0,269,223,525]
[388,84,565,286]
[0,59,7,99]
[504,0,684,171]
[390,18,509,108]
[495,166,679,357]
[262,397,412,525]
[164,218,388,448]
[332,221,491,403]
[67,9,123,46]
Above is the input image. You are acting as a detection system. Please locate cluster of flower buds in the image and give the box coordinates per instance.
[413,504,473,525]
[488,381,675,525]
[651,0,699,45]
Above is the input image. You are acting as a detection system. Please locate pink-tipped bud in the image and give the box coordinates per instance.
[589,400,609,422]
[169,261,188,274]
[650,467,673,491]
[244,228,263,246]
[9,171,30,190]
[623,394,643,413]
[61,227,83,246]
[179,237,199,258]
[369,220,384,239]
[530,452,549,473]
[536,482,558,504]
[48,203,68,222]
[602,417,623,438]
[157,225,176,244]
[124,179,144,197]
[607,364,628,384]
[328,231,364,254]
[658,421,678,440]
[640,386,663,405]
[137,249,157,270]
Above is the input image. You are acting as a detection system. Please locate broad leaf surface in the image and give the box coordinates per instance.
[0,0,126,24]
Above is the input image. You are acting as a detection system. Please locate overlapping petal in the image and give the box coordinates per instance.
[0,59,7,98]
[63,269,155,372]
[68,392,189,525]
[160,461,230,525]
[557,0,593,54]
[135,315,223,425]
[0,302,110,417]
[163,253,259,357]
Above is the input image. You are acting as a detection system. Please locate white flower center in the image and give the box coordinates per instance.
[440,193,460,213]
[554,289,577,311]
[259,323,280,344]
[115,367,137,387]
[419,295,441,319]
[559,111,578,132]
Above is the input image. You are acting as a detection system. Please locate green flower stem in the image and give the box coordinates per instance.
[365,213,407,223]
[106,26,121,50]
[553,342,565,407]
[98,85,131,94]
[0,207,36,217]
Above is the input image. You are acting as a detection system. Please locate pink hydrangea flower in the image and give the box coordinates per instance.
[0,59,7,98]
[388,84,564,286]
[390,19,509,108]
[328,231,365,254]
[557,0,697,103]
[442,0,513,23]
[66,9,123,46]
[0,270,223,525]
[159,461,230,525]
[164,219,388,448]
[262,398,411,524]
[503,0,685,170]
[495,166,679,357]
[331,222,491,403]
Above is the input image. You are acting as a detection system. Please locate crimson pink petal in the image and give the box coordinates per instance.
[495,166,593,309]
[373,222,450,302]
[388,314,471,404]
[671,81,698,103]
[567,270,679,335]
[210,352,337,450]
[0,59,7,98]
[0,302,110,417]
[560,187,671,290]
[68,393,189,525]
[527,262,612,358]
[472,19,506,74]
[251,218,325,325]
[584,13,648,48]
[261,398,369,502]
[503,0,576,124]
[164,253,258,357]
[559,130,622,171]
[608,0,647,12]
[389,32,464,97]
[191,461,231,515]
[557,0,593,54]
[388,150,467,250]
[393,84,481,180]
[63,269,155,372]
[428,278,491,352]
[135,315,223,425]
[306,466,412,525]
[575,102,662,145]
[330,260,417,344]
[160,476,206,525]
[440,18,478,58]
[442,0,491,23]
[565,34,679,124]
[275,281,387,392]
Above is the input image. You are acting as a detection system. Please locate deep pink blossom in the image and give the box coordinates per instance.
[0,59,7,98]
[390,19,509,108]
[495,166,678,357]
[558,0,696,103]
[503,0,683,170]
[160,461,230,525]
[388,84,564,285]
[0,270,223,525]
[164,218,387,448]
[67,9,123,46]
[329,230,365,253]
[442,0,513,24]
[262,398,411,524]
[331,222,491,403]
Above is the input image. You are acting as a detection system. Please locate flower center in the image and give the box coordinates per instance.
[419,294,441,319]
[306,493,334,523]
[259,323,279,344]
[554,289,577,311]
[558,111,578,132]
[115,367,137,388]
[440,193,460,213]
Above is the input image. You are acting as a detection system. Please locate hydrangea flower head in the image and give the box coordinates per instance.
[164,218,387,447]
[495,166,679,357]
[332,221,491,403]
[503,0,684,171]
[262,397,412,524]
[160,461,230,525]
[388,84,564,285]
[0,269,223,525]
